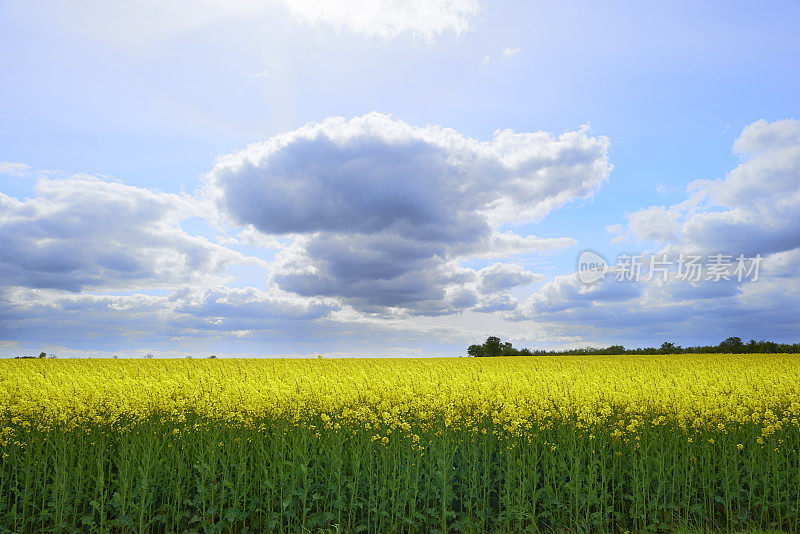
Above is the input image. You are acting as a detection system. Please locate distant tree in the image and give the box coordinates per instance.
[207,355,217,359]
[468,335,800,357]
[483,336,503,357]
[467,344,485,357]
[145,353,154,359]
[719,336,744,353]
[468,336,534,357]
[38,352,47,359]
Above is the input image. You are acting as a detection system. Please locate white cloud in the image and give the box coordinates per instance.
[500,46,521,62]
[625,205,680,242]
[0,161,32,176]
[29,0,480,46]
[282,0,482,40]
[525,119,800,345]
[461,231,576,258]
[477,263,540,293]
[170,286,339,328]
[0,285,341,351]
[207,112,610,316]
[619,119,800,256]
[655,182,680,195]
[249,69,271,79]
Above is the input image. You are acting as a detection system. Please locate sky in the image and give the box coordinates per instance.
[1,0,800,357]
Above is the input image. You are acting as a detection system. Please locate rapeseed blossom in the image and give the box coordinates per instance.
[2,355,799,438]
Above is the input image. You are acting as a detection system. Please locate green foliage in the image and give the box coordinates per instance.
[720,336,745,353]
[468,336,530,357]
[466,344,483,357]
[483,336,502,357]
[468,336,800,357]
[2,413,798,532]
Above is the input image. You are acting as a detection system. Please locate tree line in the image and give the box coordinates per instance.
[467,336,800,357]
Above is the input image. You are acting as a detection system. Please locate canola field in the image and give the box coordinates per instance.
[1,355,800,533]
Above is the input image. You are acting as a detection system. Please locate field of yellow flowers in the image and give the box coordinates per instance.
[2,355,799,532]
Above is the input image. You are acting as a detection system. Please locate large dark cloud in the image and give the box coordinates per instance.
[269,234,476,315]
[208,113,611,315]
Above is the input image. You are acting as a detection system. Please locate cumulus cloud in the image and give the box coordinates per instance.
[0,109,606,353]
[526,119,800,344]
[617,119,800,256]
[208,113,611,315]
[0,162,32,176]
[0,175,243,291]
[520,272,641,316]
[616,205,680,243]
[477,263,540,293]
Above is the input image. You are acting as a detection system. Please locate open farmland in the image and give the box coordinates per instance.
[2,355,800,532]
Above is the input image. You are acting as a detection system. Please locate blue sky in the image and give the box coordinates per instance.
[1,0,799,357]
